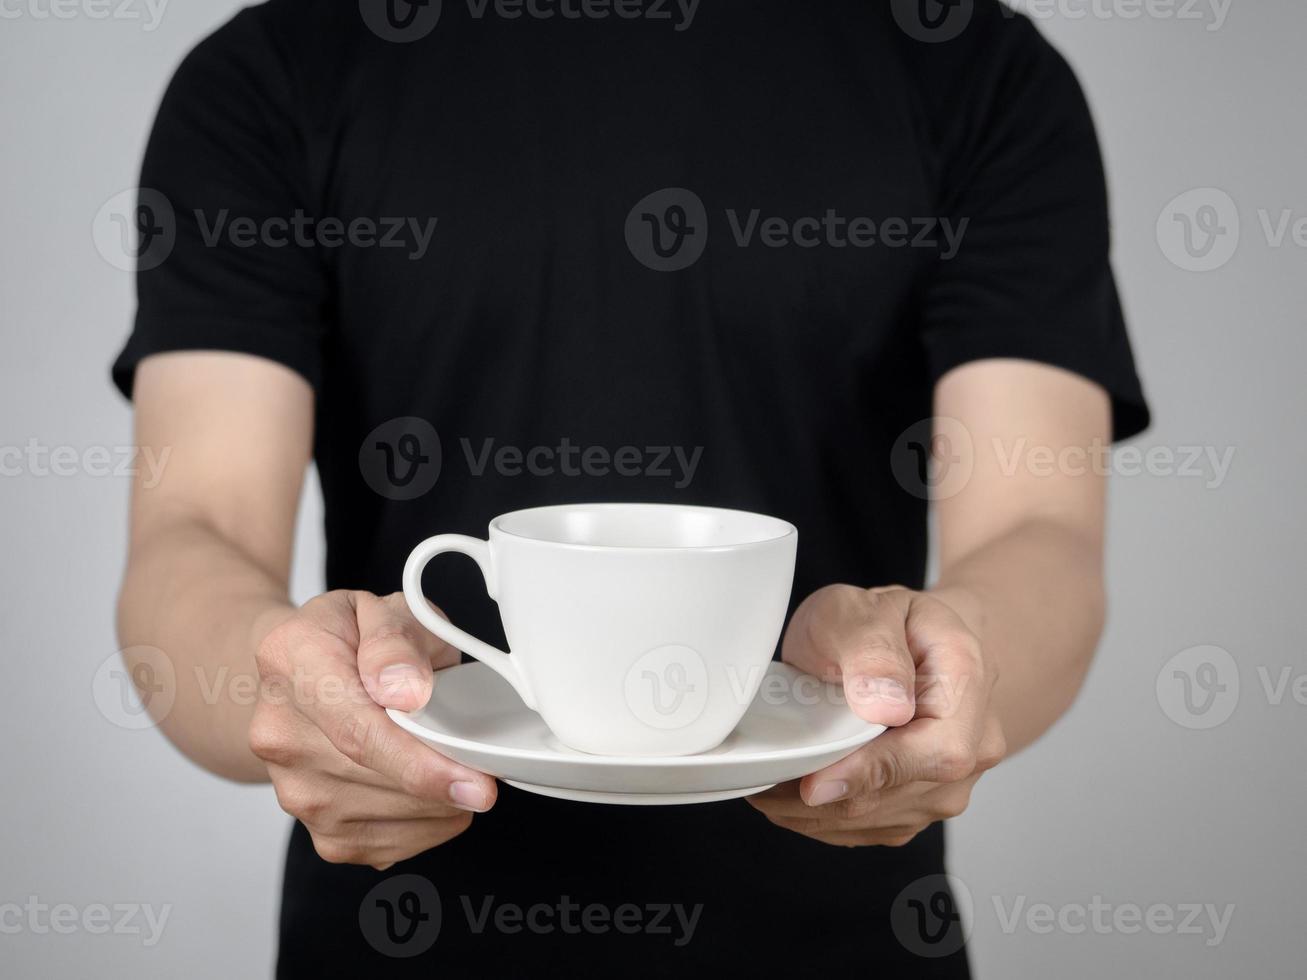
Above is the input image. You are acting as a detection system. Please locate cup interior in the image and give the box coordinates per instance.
[491,503,793,550]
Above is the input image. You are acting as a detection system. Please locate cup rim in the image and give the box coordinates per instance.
[488,502,797,553]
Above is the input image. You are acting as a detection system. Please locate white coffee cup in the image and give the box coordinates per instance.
[402,503,797,756]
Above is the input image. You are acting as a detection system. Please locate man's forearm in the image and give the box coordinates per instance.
[117,514,294,782]
[930,517,1106,754]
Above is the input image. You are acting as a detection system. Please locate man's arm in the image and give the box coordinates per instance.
[117,351,311,781]
[932,357,1109,754]
[749,358,1112,845]
[117,351,495,867]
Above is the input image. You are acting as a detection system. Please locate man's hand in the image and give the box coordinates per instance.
[249,590,497,869]
[121,353,496,864]
[748,584,1006,847]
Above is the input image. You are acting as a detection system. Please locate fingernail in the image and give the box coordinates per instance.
[378,664,426,703]
[806,780,850,807]
[849,676,915,725]
[852,676,909,703]
[449,780,490,813]
[881,679,909,702]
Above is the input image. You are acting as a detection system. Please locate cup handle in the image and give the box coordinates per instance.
[402,534,537,711]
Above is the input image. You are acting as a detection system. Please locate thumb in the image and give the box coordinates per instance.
[782,585,917,727]
[355,592,454,711]
[838,590,918,727]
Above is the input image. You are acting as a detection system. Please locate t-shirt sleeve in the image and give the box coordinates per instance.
[111,10,328,399]
[916,13,1149,441]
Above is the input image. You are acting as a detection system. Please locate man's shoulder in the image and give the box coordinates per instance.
[160,0,375,131]
[179,0,370,86]
[876,0,1065,85]
[876,0,1090,150]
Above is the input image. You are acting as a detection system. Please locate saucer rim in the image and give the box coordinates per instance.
[502,779,778,805]
[386,661,886,768]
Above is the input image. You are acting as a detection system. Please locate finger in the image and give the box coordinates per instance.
[903,593,991,724]
[798,596,993,798]
[279,622,496,810]
[356,592,456,711]
[313,815,475,866]
[782,585,917,727]
[747,790,925,846]
[777,732,937,809]
[252,704,404,793]
[273,768,480,823]
[800,826,924,849]
[839,589,917,726]
[352,785,490,821]
[780,772,981,825]
[747,776,885,819]
[748,779,875,820]
[746,787,815,823]
[745,779,801,807]
[804,716,981,800]
[796,596,991,802]
[795,738,885,808]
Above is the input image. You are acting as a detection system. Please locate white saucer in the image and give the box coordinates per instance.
[388,661,884,805]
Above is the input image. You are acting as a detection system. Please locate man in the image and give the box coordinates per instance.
[112,0,1148,975]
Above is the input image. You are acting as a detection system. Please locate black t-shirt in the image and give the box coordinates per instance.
[112,1,1148,975]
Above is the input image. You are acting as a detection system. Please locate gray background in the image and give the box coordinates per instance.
[2,1,1303,976]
